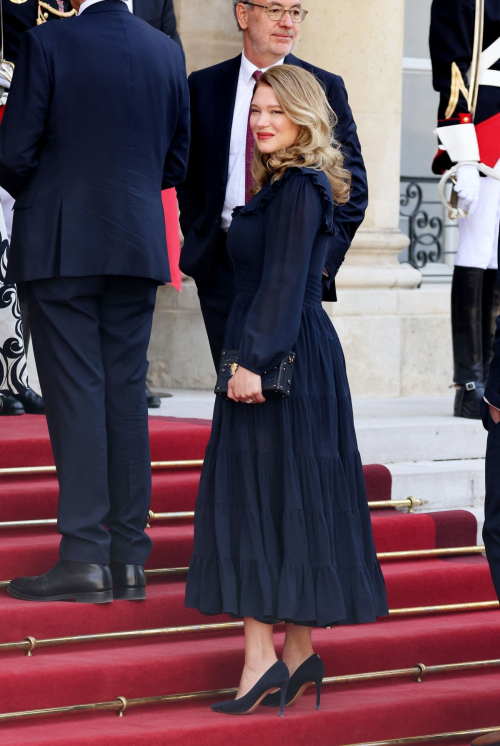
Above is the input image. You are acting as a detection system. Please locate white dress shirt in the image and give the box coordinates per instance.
[220,52,284,232]
[79,0,133,15]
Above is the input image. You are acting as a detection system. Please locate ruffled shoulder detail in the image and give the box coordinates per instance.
[232,166,338,235]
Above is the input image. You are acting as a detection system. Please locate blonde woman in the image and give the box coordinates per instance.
[185,65,388,716]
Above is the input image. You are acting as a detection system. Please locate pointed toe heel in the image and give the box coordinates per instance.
[262,654,325,710]
[315,679,322,710]
[210,661,289,716]
[279,683,287,717]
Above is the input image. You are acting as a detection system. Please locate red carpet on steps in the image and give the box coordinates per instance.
[0,415,213,467]
[1,673,500,746]
[0,413,497,745]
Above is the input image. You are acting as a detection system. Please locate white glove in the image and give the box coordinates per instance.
[455,163,480,216]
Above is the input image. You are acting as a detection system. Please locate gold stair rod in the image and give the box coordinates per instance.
[0,601,498,656]
[0,497,428,531]
[144,545,486,570]
[0,621,246,655]
[0,545,487,589]
[1,658,500,725]
[0,460,204,476]
[0,546,489,588]
[377,545,485,560]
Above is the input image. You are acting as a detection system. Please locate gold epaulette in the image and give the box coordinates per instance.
[445,61,470,119]
[36,0,76,24]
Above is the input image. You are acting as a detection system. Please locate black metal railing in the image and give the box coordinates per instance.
[399,176,448,269]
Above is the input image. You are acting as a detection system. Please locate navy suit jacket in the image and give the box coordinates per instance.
[0,0,190,285]
[2,0,181,67]
[134,0,182,46]
[176,53,368,301]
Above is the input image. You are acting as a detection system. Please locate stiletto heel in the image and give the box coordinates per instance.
[279,683,287,718]
[261,654,325,709]
[210,660,289,716]
[315,679,322,710]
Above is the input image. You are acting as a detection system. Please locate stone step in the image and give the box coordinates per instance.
[388,459,485,510]
[152,393,488,465]
[353,396,487,464]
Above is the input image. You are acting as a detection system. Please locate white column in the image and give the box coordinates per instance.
[298,0,421,289]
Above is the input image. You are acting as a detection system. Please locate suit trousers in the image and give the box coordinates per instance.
[197,230,235,370]
[26,275,158,565]
[483,406,500,600]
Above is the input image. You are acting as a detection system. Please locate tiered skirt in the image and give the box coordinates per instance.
[185,280,388,627]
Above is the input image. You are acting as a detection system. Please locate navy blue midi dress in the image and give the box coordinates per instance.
[185,166,388,627]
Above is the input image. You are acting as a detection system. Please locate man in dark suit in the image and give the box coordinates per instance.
[177,0,368,368]
[0,0,190,603]
[0,0,181,415]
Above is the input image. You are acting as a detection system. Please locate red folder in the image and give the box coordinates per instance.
[162,187,182,292]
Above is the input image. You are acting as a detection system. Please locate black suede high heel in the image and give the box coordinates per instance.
[261,654,325,709]
[210,661,290,717]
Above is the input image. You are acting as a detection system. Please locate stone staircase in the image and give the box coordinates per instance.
[352,395,487,540]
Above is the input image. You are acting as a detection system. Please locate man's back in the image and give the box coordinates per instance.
[0,0,189,284]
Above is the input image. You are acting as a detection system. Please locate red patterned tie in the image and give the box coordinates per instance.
[245,70,263,204]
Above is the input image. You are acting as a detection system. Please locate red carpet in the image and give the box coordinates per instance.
[0,414,496,746]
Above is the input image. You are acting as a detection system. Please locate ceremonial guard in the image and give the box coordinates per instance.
[430,0,500,419]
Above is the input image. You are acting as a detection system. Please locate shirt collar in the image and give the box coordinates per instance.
[79,0,127,14]
[240,50,285,84]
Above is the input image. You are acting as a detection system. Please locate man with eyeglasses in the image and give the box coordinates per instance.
[177,0,368,369]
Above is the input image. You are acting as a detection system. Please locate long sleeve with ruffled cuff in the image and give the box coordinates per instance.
[236,169,335,376]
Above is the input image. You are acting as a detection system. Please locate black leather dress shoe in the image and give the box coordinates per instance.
[0,395,25,415]
[110,562,146,600]
[14,388,45,414]
[7,560,113,603]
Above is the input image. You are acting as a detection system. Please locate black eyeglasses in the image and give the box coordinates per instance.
[242,2,308,23]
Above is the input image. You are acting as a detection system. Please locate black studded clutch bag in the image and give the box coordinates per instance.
[215,350,296,399]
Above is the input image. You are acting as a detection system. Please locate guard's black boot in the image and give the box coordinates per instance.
[481,268,500,383]
[0,395,25,415]
[110,562,146,600]
[14,388,45,414]
[451,266,485,419]
[7,560,113,603]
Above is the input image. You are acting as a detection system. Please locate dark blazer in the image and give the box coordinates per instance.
[0,0,190,285]
[177,53,368,301]
[2,0,181,67]
[133,0,182,46]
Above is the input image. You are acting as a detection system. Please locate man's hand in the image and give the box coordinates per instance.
[455,164,480,216]
[227,366,265,404]
[489,404,500,425]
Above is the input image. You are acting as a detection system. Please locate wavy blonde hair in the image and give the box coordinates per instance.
[251,65,351,205]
